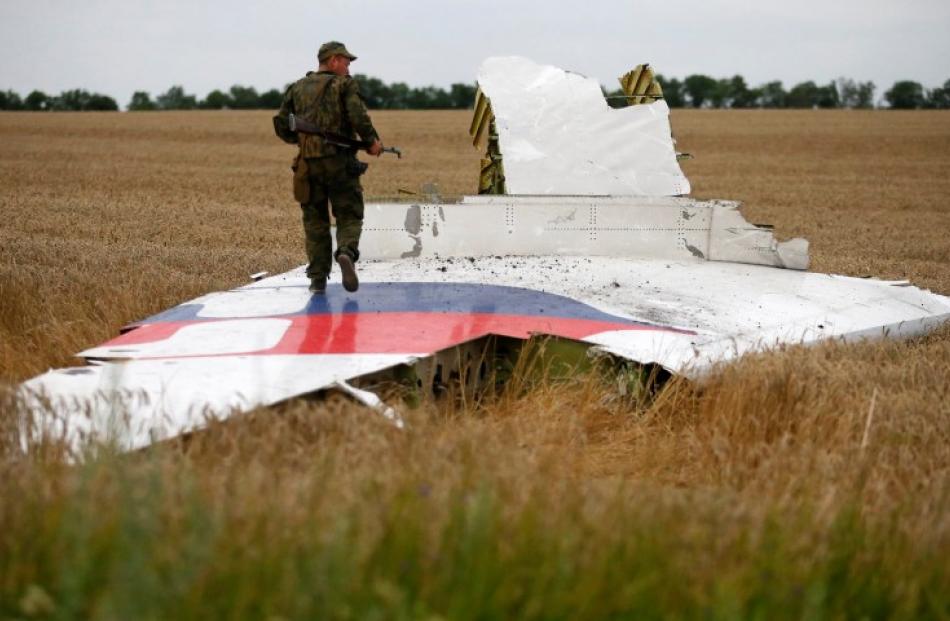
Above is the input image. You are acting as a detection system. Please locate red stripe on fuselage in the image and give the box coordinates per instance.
[101,312,669,358]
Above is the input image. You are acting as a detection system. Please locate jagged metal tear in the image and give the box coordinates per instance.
[476,56,690,196]
[362,197,809,270]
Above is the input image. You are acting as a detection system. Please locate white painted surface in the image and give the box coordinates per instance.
[227,256,950,376]
[476,56,691,196]
[21,255,950,452]
[349,257,950,374]
[361,197,808,270]
[83,319,292,358]
[22,354,419,451]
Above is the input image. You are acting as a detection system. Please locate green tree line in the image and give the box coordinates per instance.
[0,89,118,111]
[2,76,948,111]
[122,79,478,111]
[606,75,950,109]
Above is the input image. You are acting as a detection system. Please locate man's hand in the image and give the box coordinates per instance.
[367,140,383,157]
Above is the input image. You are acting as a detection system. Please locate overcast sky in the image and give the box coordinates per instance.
[2,0,949,108]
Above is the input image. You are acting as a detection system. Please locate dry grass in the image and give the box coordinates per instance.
[1,109,949,618]
[677,109,950,290]
[0,110,480,380]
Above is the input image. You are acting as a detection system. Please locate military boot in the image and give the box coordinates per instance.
[309,275,327,294]
[335,251,359,292]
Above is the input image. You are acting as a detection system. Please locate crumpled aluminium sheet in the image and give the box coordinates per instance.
[477,56,691,196]
[21,256,950,451]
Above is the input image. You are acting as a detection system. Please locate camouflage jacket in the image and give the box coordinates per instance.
[278,71,379,158]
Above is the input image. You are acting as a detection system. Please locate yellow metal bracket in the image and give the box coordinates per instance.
[618,64,664,106]
[469,87,506,195]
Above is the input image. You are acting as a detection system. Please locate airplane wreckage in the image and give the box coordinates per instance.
[22,56,950,451]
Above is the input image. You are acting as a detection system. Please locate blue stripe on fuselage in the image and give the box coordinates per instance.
[130,282,655,329]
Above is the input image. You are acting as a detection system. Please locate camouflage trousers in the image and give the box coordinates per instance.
[297,154,364,279]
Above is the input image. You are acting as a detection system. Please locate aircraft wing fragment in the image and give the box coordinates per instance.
[22,246,950,451]
[475,56,690,196]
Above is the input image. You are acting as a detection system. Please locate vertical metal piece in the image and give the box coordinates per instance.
[470,87,506,195]
[470,89,492,146]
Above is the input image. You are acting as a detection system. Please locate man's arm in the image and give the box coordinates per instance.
[278,83,295,116]
[343,79,380,149]
[272,84,299,144]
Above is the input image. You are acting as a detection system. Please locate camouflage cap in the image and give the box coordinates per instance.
[318,41,357,63]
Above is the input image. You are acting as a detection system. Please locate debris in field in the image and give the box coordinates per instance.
[18,55,950,454]
[471,56,689,196]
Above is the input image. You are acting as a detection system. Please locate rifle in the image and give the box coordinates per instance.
[288,113,402,158]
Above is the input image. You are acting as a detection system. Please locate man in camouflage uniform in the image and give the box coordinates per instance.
[276,41,382,293]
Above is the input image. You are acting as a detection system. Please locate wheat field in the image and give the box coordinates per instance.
[1,109,948,619]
